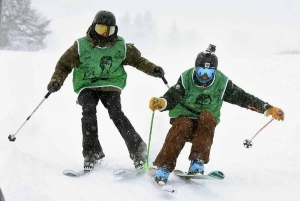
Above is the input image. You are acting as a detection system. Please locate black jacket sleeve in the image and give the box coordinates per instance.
[223,80,272,113]
[161,77,185,111]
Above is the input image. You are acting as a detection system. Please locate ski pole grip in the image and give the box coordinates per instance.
[45,92,51,99]
[162,77,168,85]
[162,77,170,88]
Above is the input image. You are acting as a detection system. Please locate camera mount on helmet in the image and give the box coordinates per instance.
[195,44,218,68]
[206,44,216,54]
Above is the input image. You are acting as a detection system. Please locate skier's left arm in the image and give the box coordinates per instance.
[122,43,165,78]
[223,80,284,120]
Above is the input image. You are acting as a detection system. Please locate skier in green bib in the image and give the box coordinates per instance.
[149,44,284,186]
[47,10,165,171]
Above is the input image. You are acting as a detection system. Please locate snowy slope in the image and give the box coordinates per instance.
[1,44,300,201]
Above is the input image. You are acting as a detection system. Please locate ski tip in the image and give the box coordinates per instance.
[63,169,90,177]
[162,187,177,194]
[208,170,225,180]
[113,169,128,177]
[63,172,80,177]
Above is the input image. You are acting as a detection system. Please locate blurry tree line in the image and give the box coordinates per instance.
[118,11,158,48]
[117,11,200,52]
[0,0,51,51]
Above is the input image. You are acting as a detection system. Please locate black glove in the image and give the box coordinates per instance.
[47,81,61,93]
[153,66,165,78]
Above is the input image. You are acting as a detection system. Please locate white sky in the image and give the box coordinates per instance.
[1,1,300,200]
[30,0,300,54]
[31,0,300,22]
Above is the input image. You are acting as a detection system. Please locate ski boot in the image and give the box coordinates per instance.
[84,151,105,171]
[131,143,147,169]
[132,152,146,169]
[188,158,204,175]
[154,166,170,186]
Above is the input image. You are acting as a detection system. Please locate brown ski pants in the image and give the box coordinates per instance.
[153,111,217,171]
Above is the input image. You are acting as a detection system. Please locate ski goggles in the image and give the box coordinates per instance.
[195,66,216,79]
[95,24,116,37]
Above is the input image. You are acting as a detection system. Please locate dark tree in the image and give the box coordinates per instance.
[0,0,3,25]
[0,0,51,51]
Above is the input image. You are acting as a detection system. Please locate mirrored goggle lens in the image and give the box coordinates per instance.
[195,66,216,78]
[95,24,115,36]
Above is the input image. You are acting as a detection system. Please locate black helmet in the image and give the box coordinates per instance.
[90,10,118,44]
[194,44,218,85]
[195,44,218,69]
[93,10,116,26]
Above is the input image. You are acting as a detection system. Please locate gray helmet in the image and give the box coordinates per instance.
[93,10,116,26]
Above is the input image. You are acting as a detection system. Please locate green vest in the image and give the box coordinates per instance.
[73,36,127,94]
[169,68,228,124]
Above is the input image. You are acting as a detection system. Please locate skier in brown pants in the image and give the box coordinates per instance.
[149,44,284,185]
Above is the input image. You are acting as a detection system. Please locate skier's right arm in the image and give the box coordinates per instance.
[47,41,80,92]
[149,77,185,111]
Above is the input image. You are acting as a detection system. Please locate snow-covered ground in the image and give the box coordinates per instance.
[1,1,300,200]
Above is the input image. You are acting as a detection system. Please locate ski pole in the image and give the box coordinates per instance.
[145,77,170,169]
[8,92,51,142]
[145,111,155,169]
[162,76,169,88]
[243,117,275,148]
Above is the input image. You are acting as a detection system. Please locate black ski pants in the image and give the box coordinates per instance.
[77,88,146,159]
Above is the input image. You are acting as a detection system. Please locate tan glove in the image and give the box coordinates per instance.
[149,97,166,111]
[265,107,284,121]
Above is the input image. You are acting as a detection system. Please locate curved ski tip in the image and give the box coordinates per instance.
[209,170,225,179]
[113,169,127,177]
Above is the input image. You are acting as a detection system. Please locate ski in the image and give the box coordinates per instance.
[62,169,92,177]
[63,160,102,177]
[150,176,177,194]
[148,166,177,194]
[113,168,146,177]
[173,169,225,180]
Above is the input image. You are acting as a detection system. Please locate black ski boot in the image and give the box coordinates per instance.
[84,151,105,171]
[131,144,147,169]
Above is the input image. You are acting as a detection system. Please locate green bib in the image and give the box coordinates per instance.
[169,68,228,124]
[73,36,127,94]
